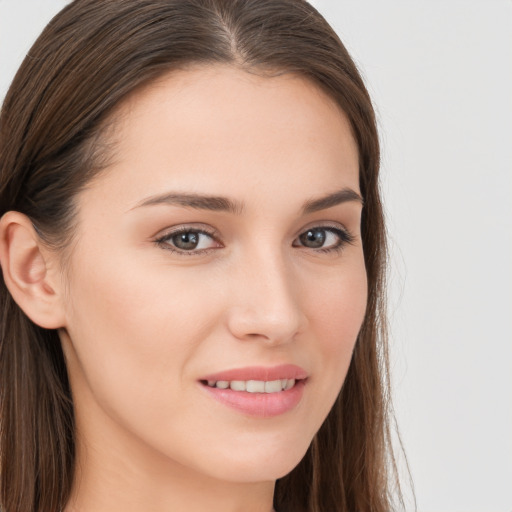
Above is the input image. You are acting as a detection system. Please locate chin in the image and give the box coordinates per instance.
[213,461,301,484]
[199,437,311,484]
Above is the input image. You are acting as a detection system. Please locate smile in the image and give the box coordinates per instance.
[203,379,296,392]
[199,365,307,417]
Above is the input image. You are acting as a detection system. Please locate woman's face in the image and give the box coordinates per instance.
[59,65,367,483]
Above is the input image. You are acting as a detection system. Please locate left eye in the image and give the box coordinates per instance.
[294,227,352,251]
[157,229,219,252]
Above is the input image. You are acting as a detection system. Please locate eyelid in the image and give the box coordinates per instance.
[154,224,223,255]
[296,220,352,235]
[295,220,355,241]
[153,221,356,256]
[293,222,356,253]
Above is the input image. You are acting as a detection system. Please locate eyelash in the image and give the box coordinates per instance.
[299,226,355,254]
[154,225,355,256]
[155,227,220,256]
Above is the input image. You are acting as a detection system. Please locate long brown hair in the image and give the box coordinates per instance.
[0,1,405,510]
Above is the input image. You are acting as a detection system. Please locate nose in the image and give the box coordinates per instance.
[225,247,307,345]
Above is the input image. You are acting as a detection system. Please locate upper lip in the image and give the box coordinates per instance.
[200,364,308,382]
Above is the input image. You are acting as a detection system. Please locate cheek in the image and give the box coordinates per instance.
[309,256,368,354]
[63,249,219,417]
[301,255,367,419]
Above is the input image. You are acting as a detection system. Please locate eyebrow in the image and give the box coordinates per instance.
[302,187,363,214]
[133,192,244,215]
[132,187,363,215]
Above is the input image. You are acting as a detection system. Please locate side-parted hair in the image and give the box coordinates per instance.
[0,1,405,510]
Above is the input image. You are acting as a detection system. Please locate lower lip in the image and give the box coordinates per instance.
[200,380,306,418]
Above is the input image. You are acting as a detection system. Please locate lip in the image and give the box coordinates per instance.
[200,364,308,382]
[199,364,308,418]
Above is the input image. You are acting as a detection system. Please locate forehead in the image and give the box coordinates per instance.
[82,64,360,213]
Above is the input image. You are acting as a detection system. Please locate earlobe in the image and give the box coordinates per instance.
[0,211,66,329]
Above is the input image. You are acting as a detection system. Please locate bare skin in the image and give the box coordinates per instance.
[0,65,366,512]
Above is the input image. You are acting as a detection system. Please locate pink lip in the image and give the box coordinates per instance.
[201,364,308,382]
[199,364,308,418]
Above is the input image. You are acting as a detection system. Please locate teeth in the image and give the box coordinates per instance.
[230,380,246,391]
[205,378,297,392]
[285,378,295,390]
[246,380,265,393]
[264,380,282,393]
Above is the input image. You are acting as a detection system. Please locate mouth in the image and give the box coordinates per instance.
[198,365,308,417]
[200,378,298,393]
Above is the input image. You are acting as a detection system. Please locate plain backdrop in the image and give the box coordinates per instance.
[1,1,511,511]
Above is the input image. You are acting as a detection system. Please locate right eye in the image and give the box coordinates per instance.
[155,227,221,254]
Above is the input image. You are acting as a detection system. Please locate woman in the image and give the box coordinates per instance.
[0,0,405,511]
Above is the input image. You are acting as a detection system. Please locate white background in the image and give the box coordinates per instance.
[1,1,511,511]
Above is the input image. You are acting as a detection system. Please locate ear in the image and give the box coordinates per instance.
[0,211,66,329]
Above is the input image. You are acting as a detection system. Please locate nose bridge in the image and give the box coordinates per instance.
[227,242,306,344]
